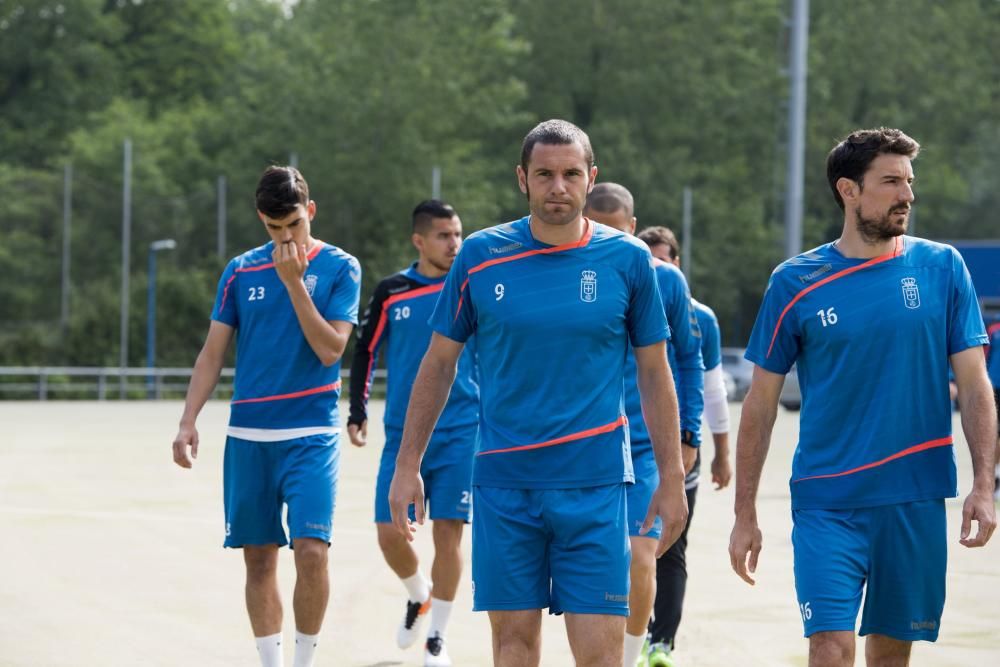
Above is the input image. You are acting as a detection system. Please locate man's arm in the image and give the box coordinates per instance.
[951,346,998,548]
[729,365,784,584]
[347,281,390,446]
[172,321,234,468]
[634,340,689,557]
[703,365,732,489]
[275,242,353,366]
[389,333,464,540]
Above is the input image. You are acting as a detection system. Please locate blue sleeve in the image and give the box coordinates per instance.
[700,309,722,371]
[744,269,800,374]
[430,245,477,343]
[210,260,239,327]
[627,250,670,348]
[324,255,361,324]
[661,267,704,444]
[947,248,988,355]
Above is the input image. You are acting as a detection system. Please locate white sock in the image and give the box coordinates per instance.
[427,597,453,639]
[401,571,431,603]
[292,631,319,667]
[255,633,283,667]
[623,632,646,666]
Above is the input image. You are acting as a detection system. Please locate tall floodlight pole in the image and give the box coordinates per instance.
[784,0,809,258]
[289,152,299,168]
[120,138,133,398]
[217,175,227,259]
[147,239,177,398]
[61,163,72,330]
[682,187,693,285]
[432,166,442,200]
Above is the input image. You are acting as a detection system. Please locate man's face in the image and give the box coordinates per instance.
[259,202,314,247]
[516,142,597,227]
[413,216,462,273]
[648,242,678,266]
[584,206,635,236]
[845,153,915,242]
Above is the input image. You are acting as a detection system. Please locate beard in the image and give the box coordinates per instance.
[854,203,909,243]
[525,184,581,226]
[426,255,454,274]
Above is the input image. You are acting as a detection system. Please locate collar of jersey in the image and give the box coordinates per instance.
[515,215,594,251]
[825,235,905,264]
[403,261,447,285]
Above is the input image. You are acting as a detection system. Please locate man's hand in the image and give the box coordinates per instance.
[347,421,367,447]
[712,452,732,489]
[642,482,688,558]
[172,423,199,468]
[960,488,997,548]
[388,468,424,541]
[681,444,698,474]
[729,513,763,585]
[273,241,308,286]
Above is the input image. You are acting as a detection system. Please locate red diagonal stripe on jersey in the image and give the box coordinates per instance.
[791,435,953,483]
[235,242,326,274]
[766,237,902,358]
[454,220,594,321]
[231,380,342,405]
[476,415,627,456]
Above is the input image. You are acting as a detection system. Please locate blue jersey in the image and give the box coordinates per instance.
[212,241,361,431]
[430,217,669,489]
[693,299,722,371]
[745,236,987,510]
[349,263,479,432]
[624,260,704,455]
[987,322,1000,389]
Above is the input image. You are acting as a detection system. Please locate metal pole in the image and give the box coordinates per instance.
[432,166,441,200]
[120,138,132,398]
[217,175,226,259]
[289,152,299,168]
[909,206,917,238]
[784,0,809,259]
[682,187,693,285]
[60,163,72,330]
[146,246,157,397]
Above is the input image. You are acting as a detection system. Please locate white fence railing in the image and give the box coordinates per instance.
[0,366,383,400]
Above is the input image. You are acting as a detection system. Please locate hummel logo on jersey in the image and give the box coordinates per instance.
[304,274,318,296]
[901,277,921,309]
[580,270,598,302]
[489,241,523,255]
[388,285,409,295]
[798,263,833,284]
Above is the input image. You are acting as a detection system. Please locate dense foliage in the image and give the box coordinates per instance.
[1,0,997,366]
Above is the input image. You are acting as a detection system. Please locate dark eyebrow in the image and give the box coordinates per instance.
[268,216,303,228]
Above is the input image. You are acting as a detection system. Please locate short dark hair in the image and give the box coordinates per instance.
[520,119,594,172]
[255,165,309,218]
[585,182,634,219]
[412,199,456,234]
[637,226,679,260]
[826,128,920,210]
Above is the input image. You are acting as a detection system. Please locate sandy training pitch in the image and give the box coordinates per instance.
[1,400,997,666]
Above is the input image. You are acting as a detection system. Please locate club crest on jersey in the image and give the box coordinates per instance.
[901,277,920,309]
[304,274,319,296]
[580,270,598,303]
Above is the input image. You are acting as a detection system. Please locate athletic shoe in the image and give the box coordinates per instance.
[424,633,451,667]
[397,597,431,649]
[648,642,677,667]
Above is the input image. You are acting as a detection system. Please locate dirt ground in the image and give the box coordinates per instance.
[1,400,997,666]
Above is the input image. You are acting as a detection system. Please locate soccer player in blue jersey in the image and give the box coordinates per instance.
[729,128,997,667]
[171,166,361,667]
[582,185,705,667]
[639,225,732,667]
[348,200,478,666]
[389,119,690,667]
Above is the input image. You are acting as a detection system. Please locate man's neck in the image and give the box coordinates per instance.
[528,214,587,247]
[835,221,896,259]
[415,257,447,279]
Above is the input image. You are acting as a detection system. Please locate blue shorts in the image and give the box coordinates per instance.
[792,499,946,641]
[471,483,631,616]
[627,450,662,540]
[223,434,339,548]
[374,424,475,523]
